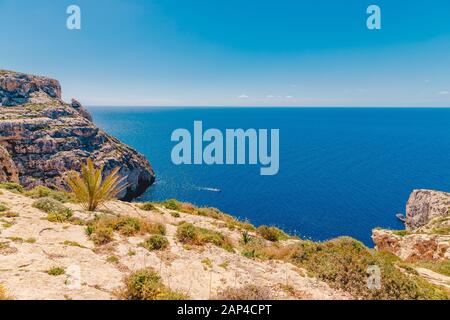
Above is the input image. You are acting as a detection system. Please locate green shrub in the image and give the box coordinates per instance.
[142,235,169,251]
[32,197,67,213]
[32,197,73,222]
[139,202,157,211]
[170,211,180,218]
[86,215,165,245]
[107,256,120,264]
[392,230,411,237]
[25,186,72,203]
[0,203,8,212]
[160,199,181,211]
[113,216,142,236]
[119,268,188,300]
[89,226,114,245]
[47,267,65,276]
[176,223,233,252]
[0,182,23,193]
[256,226,290,242]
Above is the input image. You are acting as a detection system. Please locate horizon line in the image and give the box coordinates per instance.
[85,105,450,109]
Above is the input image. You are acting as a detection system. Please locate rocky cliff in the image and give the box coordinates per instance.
[0,70,155,200]
[373,189,450,261]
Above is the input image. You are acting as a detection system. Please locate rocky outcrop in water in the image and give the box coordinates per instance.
[0,70,155,200]
[405,189,450,230]
[373,189,450,261]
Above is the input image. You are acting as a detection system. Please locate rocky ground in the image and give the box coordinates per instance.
[0,188,349,300]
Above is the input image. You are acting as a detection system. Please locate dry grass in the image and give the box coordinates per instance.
[86,215,166,245]
[176,223,234,252]
[214,284,274,300]
[159,199,255,231]
[0,283,10,300]
[25,185,73,203]
[118,268,188,300]
[256,225,290,242]
[0,182,23,193]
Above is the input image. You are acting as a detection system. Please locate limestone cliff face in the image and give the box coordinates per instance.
[0,70,155,200]
[405,189,450,230]
[373,189,450,261]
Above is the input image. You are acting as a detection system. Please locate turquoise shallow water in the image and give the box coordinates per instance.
[89,107,450,246]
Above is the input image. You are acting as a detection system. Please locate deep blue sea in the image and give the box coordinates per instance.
[89,107,450,246]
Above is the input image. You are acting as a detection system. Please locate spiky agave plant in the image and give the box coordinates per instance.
[65,159,128,211]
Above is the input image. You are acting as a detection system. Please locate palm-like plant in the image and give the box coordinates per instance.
[65,159,128,211]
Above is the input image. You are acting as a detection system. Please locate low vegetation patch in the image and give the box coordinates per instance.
[0,182,23,193]
[214,285,274,300]
[201,258,213,269]
[392,230,411,237]
[176,223,233,252]
[159,199,255,231]
[0,202,8,212]
[62,240,85,248]
[141,235,169,251]
[0,211,19,218]
[1,220,15,228]
[32,197,73,222]
[138,202,157,211]
[285,237,450,300]
[0,283,10,300]
[119,268,188,300]
[25,186,73,203]
[47,267,65,276]
[86,215,165,245]
[170,211,180,218]
[256,226,290,242]
[107,255,120,264]
[431,226,450,235]
[0,241,18,255]
[415,260,450,277]
[86,225,114,245]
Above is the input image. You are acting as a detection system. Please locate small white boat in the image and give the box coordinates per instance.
[396,213,406,222]
[196,187,222,193]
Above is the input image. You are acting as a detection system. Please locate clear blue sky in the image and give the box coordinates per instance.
[1,0,449,106]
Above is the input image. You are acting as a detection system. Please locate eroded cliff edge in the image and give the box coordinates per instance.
[0,70,155,200]
[373,189,450,261]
